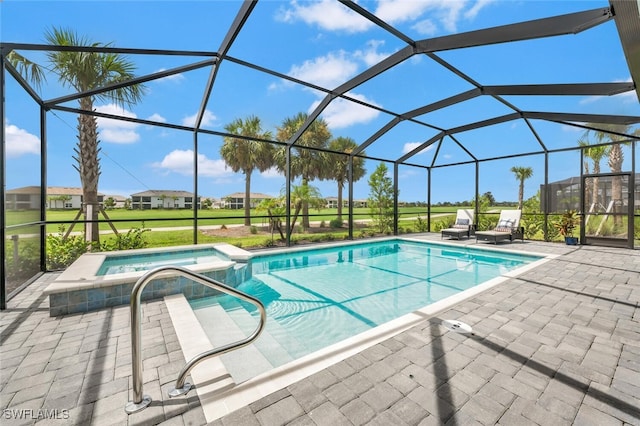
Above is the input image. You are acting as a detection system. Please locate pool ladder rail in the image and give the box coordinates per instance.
[125,265,267,414]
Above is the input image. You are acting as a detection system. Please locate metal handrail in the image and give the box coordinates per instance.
[125,265,266,414]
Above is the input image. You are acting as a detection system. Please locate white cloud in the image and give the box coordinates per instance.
[402,141,434,155]
[288,51,359,89]
[181,109,217,128]
[5,123,40,158]
[95,104,140,144]
[152,149,231,178]
[464,0,494,20]
[310,92,381,129]
[154,68,185,83]
[147,113,167,123]
[353,40,392,67]
[412,19,438,36]
[276,0,371,33]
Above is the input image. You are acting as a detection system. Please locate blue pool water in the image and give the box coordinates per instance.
[97,247,227,275]
[190,239,540,379]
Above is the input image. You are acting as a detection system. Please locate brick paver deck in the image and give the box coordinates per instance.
[1,237,639,425]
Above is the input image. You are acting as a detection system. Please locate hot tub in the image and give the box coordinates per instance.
[44,243,253,316]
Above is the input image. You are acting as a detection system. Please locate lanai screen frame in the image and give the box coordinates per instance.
[2,0,640,309]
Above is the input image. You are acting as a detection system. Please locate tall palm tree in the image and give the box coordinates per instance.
[327,137,366,220]
[274,112,331,229]
[9,27,144,247]
[586,123,639,226]
[510,166,533,210]
[578,135,609,210]
[220,116,274,226]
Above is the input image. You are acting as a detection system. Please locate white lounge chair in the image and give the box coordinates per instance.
[475,209,523,244]
[441,209,475,240]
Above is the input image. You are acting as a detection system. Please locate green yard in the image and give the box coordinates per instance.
[6,206,460,233]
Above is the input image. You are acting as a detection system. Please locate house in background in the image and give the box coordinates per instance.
[6,186,105,210]
[130,190,200,210]
[325,197,368,208]
[222,192,273,209]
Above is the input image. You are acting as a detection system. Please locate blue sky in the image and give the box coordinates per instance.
[2,0,639,204]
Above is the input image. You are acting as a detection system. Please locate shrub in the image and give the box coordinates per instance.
[320,220,326,228]
[250,225,258,234]
[414,216,428,232]
[329,218,343,228]
[100,226,149,251]
[46,226,91,270]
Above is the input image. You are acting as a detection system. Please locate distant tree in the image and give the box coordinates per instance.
[368,163,395,234]
[482,191,496,206]
[9,28,144,247]
[220,115,274,226]
[510,166,533,210]
[124,198,132,210]
[201,198,213,209]
[103,197,116,210]
[327,137,366,221]
[275,112,331,229]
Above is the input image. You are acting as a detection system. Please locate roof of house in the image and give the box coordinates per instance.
[130,190,195,197]
[223,192,273,199]
[7,186,105,196]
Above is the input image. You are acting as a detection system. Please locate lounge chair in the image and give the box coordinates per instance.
[441,209,475,240]
[475,209,524,244]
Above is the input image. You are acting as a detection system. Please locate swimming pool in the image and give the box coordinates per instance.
[189,239,541,382]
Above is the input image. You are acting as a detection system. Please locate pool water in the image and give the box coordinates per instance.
[97,247,227,275]
[190,240,539,380]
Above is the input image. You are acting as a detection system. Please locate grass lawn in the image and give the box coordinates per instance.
[7,206,463,233]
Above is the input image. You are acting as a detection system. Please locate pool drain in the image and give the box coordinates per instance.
[442,319,472,334]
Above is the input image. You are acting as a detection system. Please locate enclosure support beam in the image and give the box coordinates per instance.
[415,7,612,53]
[0,54,6,310]
[393,163,399,236]
[348,157,354,240]
[544,152,550,241]
[40,107,47,271]
[427,168,432,233]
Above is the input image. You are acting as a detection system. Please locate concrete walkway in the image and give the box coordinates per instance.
[1,235,639,425]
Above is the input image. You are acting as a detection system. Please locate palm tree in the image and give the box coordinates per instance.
[220,116,274,226]
[510,166,533,210]
[328,137,366,221]
[9,27,144,247]
[274,112,331,229]
[578,135,609,209]
[288,184,324,233]
[586,123,639,226]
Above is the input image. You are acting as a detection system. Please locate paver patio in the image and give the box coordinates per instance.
[1,236,639,425]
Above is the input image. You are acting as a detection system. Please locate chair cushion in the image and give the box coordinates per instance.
[453,218,470,229]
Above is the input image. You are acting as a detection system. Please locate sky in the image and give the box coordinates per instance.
[2,0,639,204]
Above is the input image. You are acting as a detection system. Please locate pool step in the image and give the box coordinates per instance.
[193,302,292,383]
[219,287,310,360]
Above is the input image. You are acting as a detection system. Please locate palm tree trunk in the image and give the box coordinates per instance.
[244,171,252,226]
[518,180,524,210]
[78,98,100,248]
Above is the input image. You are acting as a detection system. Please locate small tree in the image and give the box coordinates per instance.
[103,197,116,209]
[368,163,395,234]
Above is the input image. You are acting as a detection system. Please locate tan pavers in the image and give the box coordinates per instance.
[1,238,639,425]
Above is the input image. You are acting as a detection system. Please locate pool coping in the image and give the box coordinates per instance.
[165,238,557,423]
